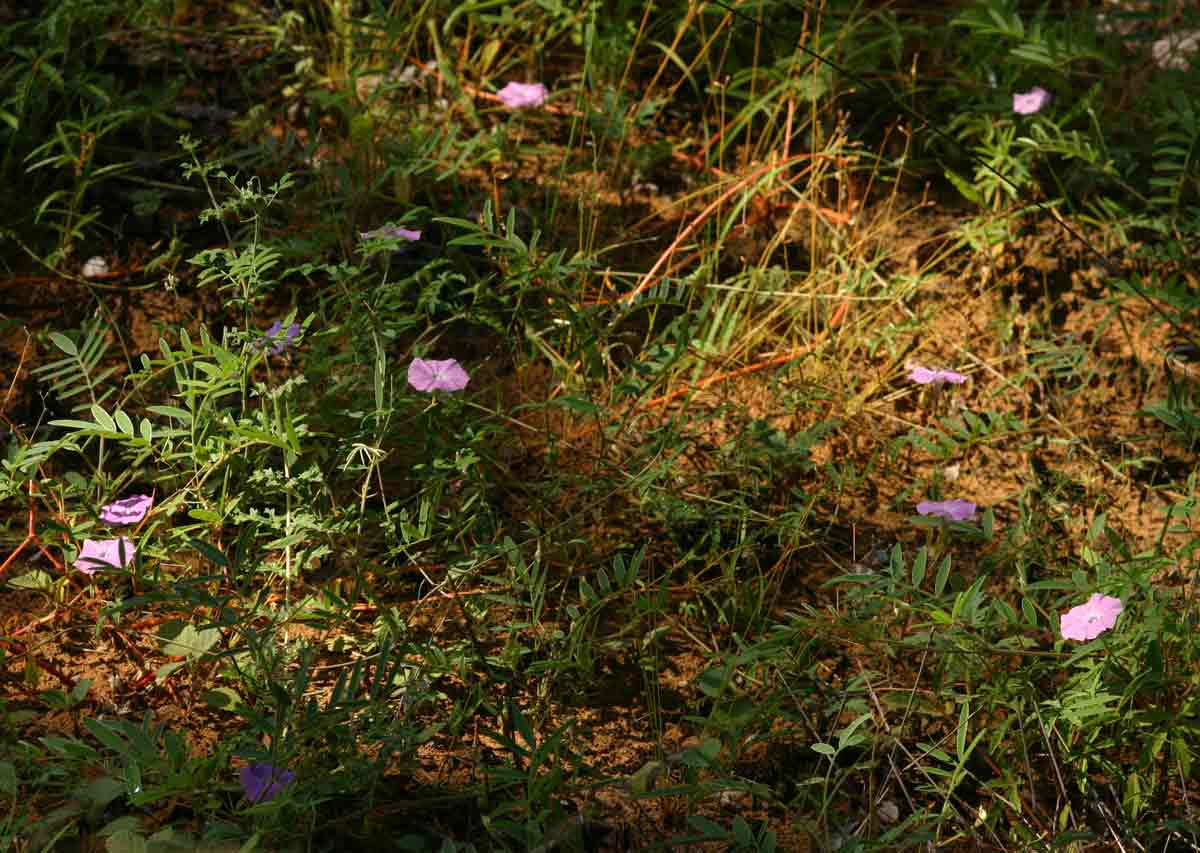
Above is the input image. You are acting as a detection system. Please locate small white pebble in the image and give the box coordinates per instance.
[81,256,108,278]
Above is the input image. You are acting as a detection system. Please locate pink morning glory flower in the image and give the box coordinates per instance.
[360,225,422,243]
[1012,87,1051,115]
[908,365,968,385]
[257,321,300,356]
[916,499,977,522]
[1060,593,1123,642]
[496,81,547,109]
[239,762,295,804]
[408,358,470,393]
[75,538,136,575]
[100,494,153,525]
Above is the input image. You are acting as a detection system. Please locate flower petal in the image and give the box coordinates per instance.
[1013,86,1051,115]
[908,365,968,385]
[361,225,422,243]
[75,537,136,574]
[239,762,295,804]
[496,81,548,109]
[408,358,469,393]
[100,494,153,525]
[1060,594,1123,641]
[916,499,977,522]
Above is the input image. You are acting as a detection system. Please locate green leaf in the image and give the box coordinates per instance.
[188,538,228,568]
[84,718,131,756]
[49,418,110,433]
[732,815,753,845]
[696,665,730,698]
[628,759,665,794]
[145,405,192,424]
[554,395,601,416]
[1021,596,1039,626]
[99,816,141,838]
[49,332,77,356]
[957,700,969,760]
[681,737,722,768]
[71,677,92,704]
[6,569,56,591]
[1123,771,1144,821]
[934,554,952,596]
[811,742,836,757]
[83,776,125,810]
[91,404,117,433]
[1172,735,1191,777]
[202,688,245,713]
[114,409,134,436]
[945,168,981,204]
[105,829,148,853]
[158,622,220,659]
[911,547,928,587]
[155,661,185,682]
[0,760,16,796]
[838,713,872,750]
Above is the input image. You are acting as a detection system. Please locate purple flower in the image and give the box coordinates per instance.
[360,225,422,243]
[257,321,300,356]
[496,81,547,109]
[1012,87,1051,115]
[1060,593,1123,642]
[408,358,470,393]
[907,365,968,385]
[100,494,153,525]
[916,499,977,522]
[75,538,136,575]
[239,762,295,804]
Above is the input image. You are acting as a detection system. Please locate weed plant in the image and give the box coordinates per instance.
[0,0,1198,850]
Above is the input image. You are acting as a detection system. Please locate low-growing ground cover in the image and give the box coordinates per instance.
[1,1,1198,850]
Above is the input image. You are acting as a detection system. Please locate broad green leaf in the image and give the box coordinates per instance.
[202,688,245,712]
[6,569,56,591]
[158,622,220,659]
